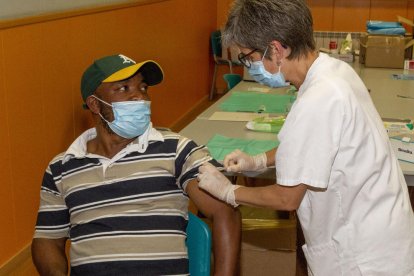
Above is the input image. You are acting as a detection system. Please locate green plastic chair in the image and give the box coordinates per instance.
[223,73,242,90]
[186,212,212,276]
[210,30,241,100]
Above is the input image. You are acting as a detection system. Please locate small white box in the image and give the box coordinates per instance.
[390,134,414,163]
[404,59,414,70]
[330,53,354,63]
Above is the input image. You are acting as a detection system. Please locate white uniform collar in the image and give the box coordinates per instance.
[298,52,327,97]
[62,123,164,164]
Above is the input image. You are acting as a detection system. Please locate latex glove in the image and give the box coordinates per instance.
[198,163,241,207]
[223,149,267,172]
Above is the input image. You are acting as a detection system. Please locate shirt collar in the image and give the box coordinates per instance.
[298,52,325,97]
[62,123,164,164]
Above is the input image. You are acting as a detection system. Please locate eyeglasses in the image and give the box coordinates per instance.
[238,49,258,68]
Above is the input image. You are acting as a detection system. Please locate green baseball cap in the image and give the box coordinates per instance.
[81,54,164,103]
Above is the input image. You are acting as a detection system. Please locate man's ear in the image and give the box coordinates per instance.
[85,96,100,114]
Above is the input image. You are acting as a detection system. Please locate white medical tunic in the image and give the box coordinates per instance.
[276,53,414,276]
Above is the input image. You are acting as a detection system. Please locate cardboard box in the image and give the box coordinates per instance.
[239,205,297,275]
[241,206,297,251]
[232,178,298,275]
[359,34,410,68]
[397,16,414,59]
[206,204,298,275]
[390,134,414,163]
[359,16,414,68]
[241,242,296,276]
[237,179,297,251]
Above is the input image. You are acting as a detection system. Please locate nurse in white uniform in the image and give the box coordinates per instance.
[197,0,414,275]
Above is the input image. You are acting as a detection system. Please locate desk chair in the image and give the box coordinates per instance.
[186,212,212,276]
[223,73,242,90]
[210,30,241,100]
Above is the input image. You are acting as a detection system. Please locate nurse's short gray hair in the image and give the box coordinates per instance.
[222,0,316,60]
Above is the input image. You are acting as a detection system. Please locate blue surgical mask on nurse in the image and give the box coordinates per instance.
[248,47,288,88]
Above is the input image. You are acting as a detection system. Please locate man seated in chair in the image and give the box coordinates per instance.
[31,54,241,275]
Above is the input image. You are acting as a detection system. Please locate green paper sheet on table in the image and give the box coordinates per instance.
[206,134,279,161]
[220,91,295,113]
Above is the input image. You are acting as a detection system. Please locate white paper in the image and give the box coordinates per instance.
[247,87,271,93]
[208,111,269,122]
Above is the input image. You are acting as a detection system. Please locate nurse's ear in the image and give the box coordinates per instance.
[269,40,290,60]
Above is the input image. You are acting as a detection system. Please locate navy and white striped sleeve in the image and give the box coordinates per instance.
[34,162,70,239]
[175,136,211,190]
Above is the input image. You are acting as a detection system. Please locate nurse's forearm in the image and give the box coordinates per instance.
[234,183,306,211]
[265,148,277,167]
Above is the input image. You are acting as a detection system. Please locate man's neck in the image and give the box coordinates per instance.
[87,126,135,159]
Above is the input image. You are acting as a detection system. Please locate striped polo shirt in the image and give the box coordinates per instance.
[34,127,214,275]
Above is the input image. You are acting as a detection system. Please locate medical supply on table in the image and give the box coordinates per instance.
[383,119,414,137]
[339,33,353,55]
[329,41,338,54]
[390,134,414,163]
[393,74,414,80]
[404,60,414,70]
[246,116,286,133]
[286,85,297,95]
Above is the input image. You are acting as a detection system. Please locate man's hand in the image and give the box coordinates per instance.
[198,163,240,207]
[223,149,267,172]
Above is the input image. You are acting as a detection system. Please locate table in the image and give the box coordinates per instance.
[180,63,414,186]
[354,62,414,182]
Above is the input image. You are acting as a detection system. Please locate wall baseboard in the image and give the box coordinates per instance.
[170,95,210,132]
[0,243,37,276]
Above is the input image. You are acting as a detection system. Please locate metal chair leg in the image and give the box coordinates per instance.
[209,64,218,101]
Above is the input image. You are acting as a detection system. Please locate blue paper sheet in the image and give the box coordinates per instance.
[366,20,406,35]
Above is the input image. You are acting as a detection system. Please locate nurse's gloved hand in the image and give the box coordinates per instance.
[198,163,241,207]
[224,149,267,172]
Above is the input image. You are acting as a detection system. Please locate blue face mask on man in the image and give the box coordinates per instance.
[92,95,151,139]
[248,47,288,88]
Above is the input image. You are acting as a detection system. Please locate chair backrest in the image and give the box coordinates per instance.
[223,73,242,90]
[186,212,212,276]
[211,30,223,57]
